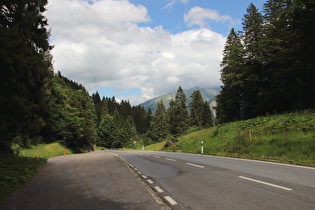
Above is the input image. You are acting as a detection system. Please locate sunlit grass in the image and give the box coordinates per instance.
[20,142,73,158]
[162,110,315,167]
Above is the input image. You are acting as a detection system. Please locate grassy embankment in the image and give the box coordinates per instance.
[0,142,73,203]
[148,110,315,167]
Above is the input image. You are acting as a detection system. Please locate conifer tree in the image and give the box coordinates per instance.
[92,92,108,127]
[98,114,114,148]
[168,86,189,136]
[216,28,245,123]
[189,90,205,127]
[242,3,265,117]
[153,100,169,140]
[202,101,214,127]
[0,0,52,151]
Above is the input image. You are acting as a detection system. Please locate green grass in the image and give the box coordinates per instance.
[163,110,315,167]
[0,142,73,203]
[0,154,47,204]
[20,142,73,158]
[144,141,167,151]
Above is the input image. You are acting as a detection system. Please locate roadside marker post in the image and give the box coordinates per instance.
[64,151,66,155]
[201,141,203,155]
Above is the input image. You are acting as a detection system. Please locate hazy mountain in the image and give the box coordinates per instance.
[139,87,221,114]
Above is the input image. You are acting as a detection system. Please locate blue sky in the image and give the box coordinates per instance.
[131,0,265,36]
[46,0,267,105]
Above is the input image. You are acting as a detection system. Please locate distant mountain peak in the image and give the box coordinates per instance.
[139,87,221,114]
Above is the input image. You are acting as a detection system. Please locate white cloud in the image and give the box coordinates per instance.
[46,0,225,105]
[163,0,189,9]
[184,6,240,28]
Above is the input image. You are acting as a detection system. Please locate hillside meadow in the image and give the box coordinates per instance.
[148,109,315,167]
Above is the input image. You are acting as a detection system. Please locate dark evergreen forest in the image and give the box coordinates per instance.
[215,0,315,123]
[1,0,313,153]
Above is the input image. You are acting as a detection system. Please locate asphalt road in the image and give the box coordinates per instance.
[1,152,165,210]
[111,150,315,210]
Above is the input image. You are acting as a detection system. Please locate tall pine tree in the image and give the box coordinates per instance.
[189,90,205,127]
[242,3,265,118]
[0,0,52,152]
[168,86,189,136]
[153,100,169,140]
[216,28,245,123]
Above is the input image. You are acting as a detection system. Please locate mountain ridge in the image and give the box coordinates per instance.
[139,86,221,114]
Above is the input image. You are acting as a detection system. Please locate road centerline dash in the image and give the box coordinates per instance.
[166,158,176,161]
[186,163,205,168]
[238,176,293,191]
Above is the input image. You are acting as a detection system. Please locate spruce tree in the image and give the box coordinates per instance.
[216,28,245,123]
[153,100,169,140]
[0,0,52,151]
[202,101,214,128]
[168,86,189,136]
[290,0,315,109]
[189,90,205,127]
[242,3,265,118]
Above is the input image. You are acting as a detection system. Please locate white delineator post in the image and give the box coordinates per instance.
[201,141,203,155]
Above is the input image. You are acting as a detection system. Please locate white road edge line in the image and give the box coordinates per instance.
[154,156,160,158]
[166,158,176,161]
[147,179,154,184]
[186,163,205,168]
[238,176,293,191]
[141,175,147,179]
[164,196,178,205]
[154,186,164,193]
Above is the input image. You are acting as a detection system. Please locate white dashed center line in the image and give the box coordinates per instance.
[239,176,293,191]
[186,163,205,168]
[166,158,176,161]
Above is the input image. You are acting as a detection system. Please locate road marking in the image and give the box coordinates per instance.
[186,163,205,168]
[154,186,164,193]
[166,158,176,161]
[238,176,293,191]
[147,179,154,184]
[137,170,141,174]
[164,196,178,205]
[141,175,147,179]
[203,154,315,170]
[154,156,160,158]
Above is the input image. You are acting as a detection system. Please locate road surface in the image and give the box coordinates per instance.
[112,150,315,209]
[1,151,165,210]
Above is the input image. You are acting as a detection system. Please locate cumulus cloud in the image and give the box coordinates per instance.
[46,0,225,105]
[184,6,240,28]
